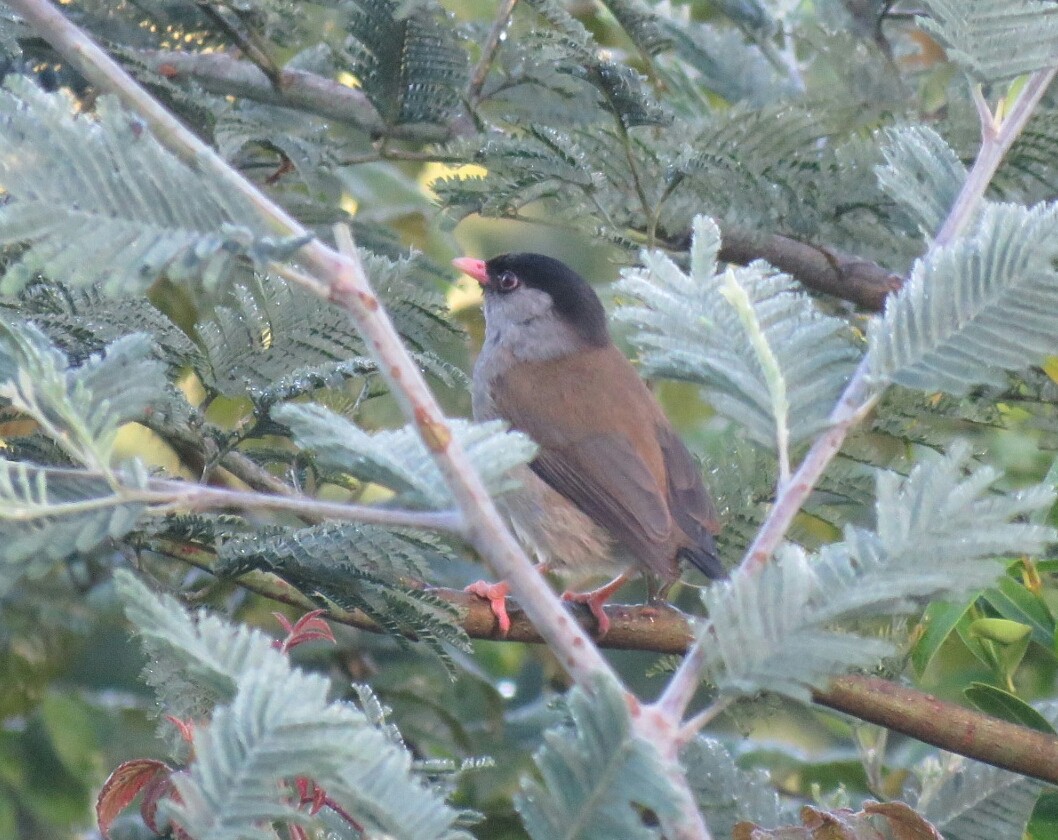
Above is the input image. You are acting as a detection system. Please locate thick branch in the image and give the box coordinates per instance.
[135,47,899,311]
[717,228,903,312]
[178,553,1058,788]
[139,50,473,142]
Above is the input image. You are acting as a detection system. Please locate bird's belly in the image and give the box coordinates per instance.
[498,466,627,582]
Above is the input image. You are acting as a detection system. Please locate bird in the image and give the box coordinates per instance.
[453,252,724,637]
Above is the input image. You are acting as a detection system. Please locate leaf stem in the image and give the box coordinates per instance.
[468,0,519,103]
[934,67,1058,248]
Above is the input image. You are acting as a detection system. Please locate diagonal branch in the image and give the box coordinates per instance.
[7,0,615,687]
[654,63,1058,726]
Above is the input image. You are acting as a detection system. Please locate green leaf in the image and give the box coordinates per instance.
[275,402,537,507]
[0,78,273,295]
[982,575,1056,650]
[616,216,860,454]
[516,674,683,840]
[0,318,165,467]
[868,202,1058,395]
[968,617,1031,646]
[964,683,1057,734]
[911,599,975,677]
[340,0,468,127]
[218,522,469,666]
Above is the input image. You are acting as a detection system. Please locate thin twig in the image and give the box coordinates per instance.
[934,68,1058,248]
[468,0,519,103]
[144,477,466,533]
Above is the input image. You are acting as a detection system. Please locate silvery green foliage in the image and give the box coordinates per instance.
[116,571,474,840]
[699,443,1056,700]
[275,402,537,507]
[0,318,164,468]
[616,216,860,458]
[918,0,1058,83]
[199,263,460,405]
[0,460,147,582]
[219,522,470,664]
[868,202,1058,394]
[876,126,967,237]
[198,274,378,401]
[913,703,1058,840]
[516,674,683,840]
[0,77,287,296]
[680,737,786,838]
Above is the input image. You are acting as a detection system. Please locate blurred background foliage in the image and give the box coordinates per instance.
[1,0,1058,838]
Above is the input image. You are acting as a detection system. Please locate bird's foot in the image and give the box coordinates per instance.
[465,580,512,637]
[561,589,611,637]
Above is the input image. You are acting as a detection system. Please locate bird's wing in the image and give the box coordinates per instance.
[657,424,724,578]
[492,347,677,571]
[528,434,673,566]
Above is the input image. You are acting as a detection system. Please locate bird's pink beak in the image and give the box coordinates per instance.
[452,257,489,285]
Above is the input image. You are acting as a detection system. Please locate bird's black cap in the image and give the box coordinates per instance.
[485,253,610,348]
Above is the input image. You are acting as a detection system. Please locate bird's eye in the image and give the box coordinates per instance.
[497,271,520,292]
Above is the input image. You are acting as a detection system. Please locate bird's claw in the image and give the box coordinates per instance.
[465,580,512,637]
[562,589,611,637]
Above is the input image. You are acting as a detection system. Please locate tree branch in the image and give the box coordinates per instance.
[134,46,902,311]
[10,0,616,690]
[21,2,703,811]
[173,550,1058,789]
[716,227,903,312]
[139,49,473,142]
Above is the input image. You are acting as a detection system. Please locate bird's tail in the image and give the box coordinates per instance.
[680,536,725,579]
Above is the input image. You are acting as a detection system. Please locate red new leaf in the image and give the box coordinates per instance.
[96,759,171,839]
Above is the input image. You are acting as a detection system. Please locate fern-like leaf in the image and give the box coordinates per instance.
[680,737,786,838]
[699,442,1056,700]
[918,0,1058,83]
[617,216,860,459]
[868,202,1058,394]
[274,402,536,507]
[516,674,682,840]
[0,460,147,580]
[0,319,165,468]
[340,0,467,127]
[218,522,469,666]
[0,78,293,295]
[876,126,968,237]
[2,277,200,370]
[116,571,473,840]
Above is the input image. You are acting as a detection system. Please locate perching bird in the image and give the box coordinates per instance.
[453,253,724,636]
